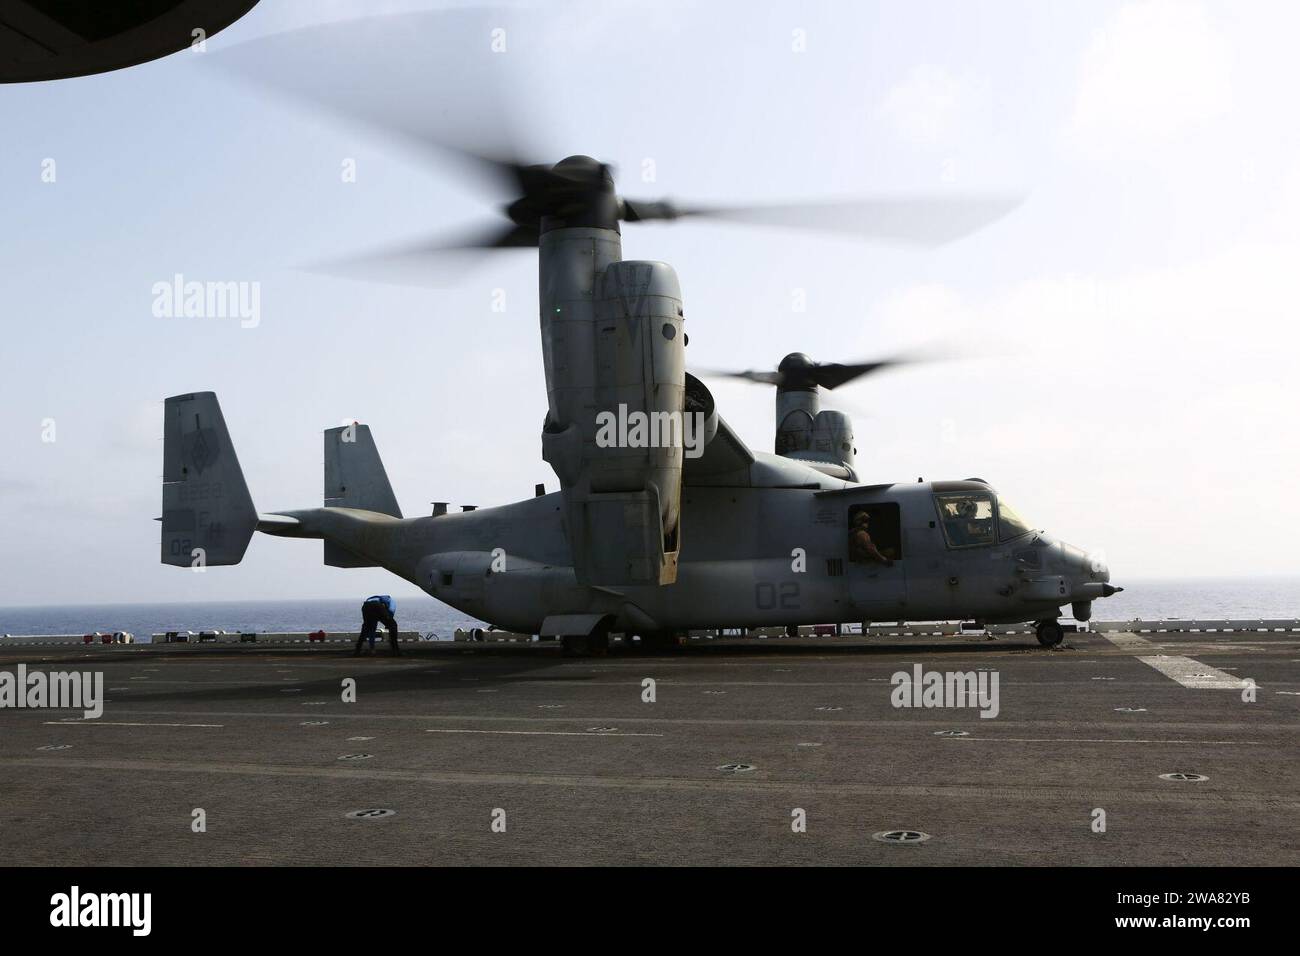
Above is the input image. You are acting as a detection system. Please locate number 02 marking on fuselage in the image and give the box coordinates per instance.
[755,581,800,610]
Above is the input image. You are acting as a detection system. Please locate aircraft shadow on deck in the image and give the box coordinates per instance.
[15,636,1068,708]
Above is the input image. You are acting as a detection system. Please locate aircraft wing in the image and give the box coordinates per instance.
[683,415,755,484]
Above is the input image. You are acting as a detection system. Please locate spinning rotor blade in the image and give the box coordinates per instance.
[206,9,541,190]
[304,223,538,287]
[207,9,1023,283]
[697,353,932,390]
[808,359,908,389]
[622,196,1022,246]
[698,369,787,387]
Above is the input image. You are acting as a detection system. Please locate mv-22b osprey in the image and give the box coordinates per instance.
[161,152,1121,653]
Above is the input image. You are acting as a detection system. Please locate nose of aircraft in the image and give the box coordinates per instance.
[1048,541,1120,622]
[1062,542,1122,601]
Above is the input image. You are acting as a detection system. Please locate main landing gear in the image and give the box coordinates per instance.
[558,630,683,656]
[561,631,609,657]
[639,630,681,652]
[1035,619,1064,647]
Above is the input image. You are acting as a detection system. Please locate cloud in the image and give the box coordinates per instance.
[104,401,162,457]
[878,64,988,148]
[900,242,1299,403]
[0,477,38,495]
[1066,0,1232,154]
[866,284,971,351]
[856,239,1300,576]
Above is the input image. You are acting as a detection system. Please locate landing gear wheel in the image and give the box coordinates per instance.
[641,630,679,652]
[1036,619,1064,647]
[560,631,609,657]
[561,634,589,657]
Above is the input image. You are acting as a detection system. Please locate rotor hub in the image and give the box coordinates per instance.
[505,155,621,235]
[776,352,819,391]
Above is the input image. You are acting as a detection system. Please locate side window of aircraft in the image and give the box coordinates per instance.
[847,503,902,563]
[997,498,1034,541]
[934,493,995,548]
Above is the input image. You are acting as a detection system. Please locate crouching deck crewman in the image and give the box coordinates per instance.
[354,594,400,656]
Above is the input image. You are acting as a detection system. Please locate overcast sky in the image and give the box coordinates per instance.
[2,0,1298,606]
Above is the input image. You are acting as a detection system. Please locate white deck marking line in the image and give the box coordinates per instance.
[80,679,287,686]
[115,709,1296,731]
[1103,632,1246,689]
[1103,632,1158,649]
[1136,657,1249,689]
[951,737,1259,745]
[425,728,662,738]
[44,720,224,728]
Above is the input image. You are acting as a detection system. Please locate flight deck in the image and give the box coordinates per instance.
[0,629,1295,866]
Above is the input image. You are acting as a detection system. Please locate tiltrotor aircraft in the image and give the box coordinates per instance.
[159,14,1121,654]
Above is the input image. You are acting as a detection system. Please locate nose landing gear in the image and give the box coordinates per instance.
[1035,619,1064,647]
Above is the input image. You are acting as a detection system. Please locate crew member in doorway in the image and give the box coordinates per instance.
[849,511,894,566]
[354,594,400,656]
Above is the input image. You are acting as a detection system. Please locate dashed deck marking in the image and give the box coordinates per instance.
[948,736,1259,745]
[100,709,1295,732]
[44,720,224,728]
[1103,632,1246,689]
[425,728,662,738]
[3,755,1293,811]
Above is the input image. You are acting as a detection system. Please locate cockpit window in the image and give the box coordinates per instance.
[997,499,1033,541]
[934,493,995,548]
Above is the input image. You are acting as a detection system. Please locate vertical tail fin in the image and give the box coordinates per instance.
[324,424,401,517]
[161,392,257,567]
[323,423,400,568]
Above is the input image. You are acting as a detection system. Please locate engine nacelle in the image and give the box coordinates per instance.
[810,409,855,470]
[541,256,685,586]
[774,386,856,472]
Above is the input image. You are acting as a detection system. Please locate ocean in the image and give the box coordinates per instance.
[1098,576,1299,622]
[0,598,485,640]
[1,577,1297,637]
